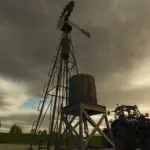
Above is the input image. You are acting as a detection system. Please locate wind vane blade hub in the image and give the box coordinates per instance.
[57,1,91,39]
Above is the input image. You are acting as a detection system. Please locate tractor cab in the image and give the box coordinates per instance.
[112,105,141,120]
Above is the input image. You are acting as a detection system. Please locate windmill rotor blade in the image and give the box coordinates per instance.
[69,21,91,39]
[79,29,91,39]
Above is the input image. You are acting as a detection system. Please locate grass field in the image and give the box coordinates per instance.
[0,144,115,150]
[0,133,111,148]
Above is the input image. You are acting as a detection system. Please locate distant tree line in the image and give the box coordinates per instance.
[31,129,47,135]
[9,124,47,135]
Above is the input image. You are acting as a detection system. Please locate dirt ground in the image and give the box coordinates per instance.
[0,144,115,150]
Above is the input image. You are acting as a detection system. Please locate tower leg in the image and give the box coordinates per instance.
[79,110,83,150]
[55,113,63,150]
[105,114,114,141]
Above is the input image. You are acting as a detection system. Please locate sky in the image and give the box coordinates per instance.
[1,0,150,133]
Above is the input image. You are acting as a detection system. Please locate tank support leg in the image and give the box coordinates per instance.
[105,115,113,140]
[82,108,115,148]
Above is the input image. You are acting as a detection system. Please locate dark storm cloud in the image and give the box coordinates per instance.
[0,0,59,97]
[97,86,150,108]
[0,112,38,125]
[0,111,58,132]
[0,0,150,103]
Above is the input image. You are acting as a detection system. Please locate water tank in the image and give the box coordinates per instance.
[69,74,97,106]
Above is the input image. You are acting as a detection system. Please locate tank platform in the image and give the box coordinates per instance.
[62,103,106,116]
[60,103,115,149]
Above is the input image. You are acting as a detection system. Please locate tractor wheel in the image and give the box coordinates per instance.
[141,136,150,150]
[111,120,136,150]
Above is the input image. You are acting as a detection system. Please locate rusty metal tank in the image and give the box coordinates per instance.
[68,74,97,106]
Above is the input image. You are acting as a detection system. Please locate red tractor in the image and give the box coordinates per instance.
[109,105,150,150]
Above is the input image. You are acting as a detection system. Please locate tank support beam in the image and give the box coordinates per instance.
[56,103,115,150]
[82,108,115,148]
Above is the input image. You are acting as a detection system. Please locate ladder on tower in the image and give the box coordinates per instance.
[29,98,47,150]
[30,102,48,150]
[30,98,44,134]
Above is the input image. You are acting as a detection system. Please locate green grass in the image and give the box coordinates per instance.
[0,133,48,145]
[0,133,111,148]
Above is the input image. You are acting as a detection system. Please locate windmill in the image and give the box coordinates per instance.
[28,1,91,150]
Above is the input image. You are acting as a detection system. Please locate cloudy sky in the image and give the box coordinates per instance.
[1,0,150,133]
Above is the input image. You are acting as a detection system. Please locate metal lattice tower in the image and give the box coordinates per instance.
[28,1,91,150]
